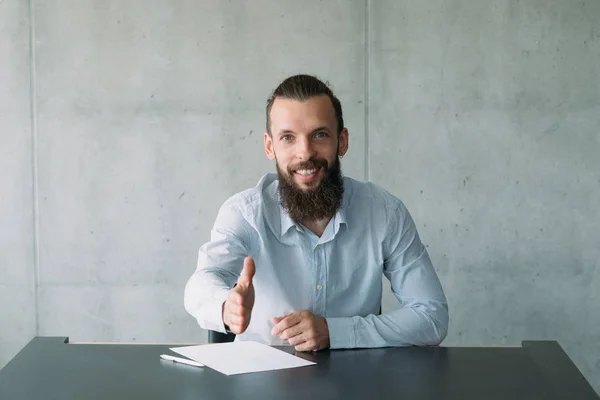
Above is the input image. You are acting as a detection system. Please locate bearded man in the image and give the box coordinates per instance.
[184,74,448,351]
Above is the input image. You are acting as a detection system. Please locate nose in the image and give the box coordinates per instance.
[296,136,316,161]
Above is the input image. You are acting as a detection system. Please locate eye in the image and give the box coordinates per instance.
[281,134,293,141]
[314,131,327,139]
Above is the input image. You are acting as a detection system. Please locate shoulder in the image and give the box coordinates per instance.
[221,173,277,208]
[343,176,406,214]
[217,173,280,228]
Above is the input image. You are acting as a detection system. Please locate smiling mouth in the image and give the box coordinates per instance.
[293,167,321,183]
[295,168,317,176]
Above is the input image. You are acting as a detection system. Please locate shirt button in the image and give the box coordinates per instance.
[316,284,323,290]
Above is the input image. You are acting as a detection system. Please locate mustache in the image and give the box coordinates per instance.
[288,158,328,173]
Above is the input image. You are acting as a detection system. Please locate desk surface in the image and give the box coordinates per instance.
[0,337,597,400]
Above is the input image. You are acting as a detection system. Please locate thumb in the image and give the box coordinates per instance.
[237,257,255,286]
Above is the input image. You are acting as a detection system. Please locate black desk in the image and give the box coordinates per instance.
[0,337,597,399]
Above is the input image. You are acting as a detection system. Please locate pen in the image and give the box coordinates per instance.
[160,354,204,367]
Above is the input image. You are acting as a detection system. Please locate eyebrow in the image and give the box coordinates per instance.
[276,126,331,136]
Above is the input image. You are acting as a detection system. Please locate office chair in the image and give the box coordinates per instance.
[208,330,236,343]
[207,307,382,343]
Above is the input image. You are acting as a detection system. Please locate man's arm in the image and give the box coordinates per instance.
[184,201,253,333]
[326,202,449,349]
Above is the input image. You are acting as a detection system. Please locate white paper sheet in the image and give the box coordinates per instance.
[170,341,316,375]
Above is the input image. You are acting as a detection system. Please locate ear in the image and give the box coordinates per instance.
[338,128,349,157]
[264,131,276,160]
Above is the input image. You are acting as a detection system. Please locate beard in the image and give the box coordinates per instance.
[277,154,344,223]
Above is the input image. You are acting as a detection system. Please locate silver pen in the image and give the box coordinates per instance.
[160,354,204,367]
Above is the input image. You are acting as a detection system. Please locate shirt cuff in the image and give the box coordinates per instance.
[199,290,230,333]
[326,317,356,349]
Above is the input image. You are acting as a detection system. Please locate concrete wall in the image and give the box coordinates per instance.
[372,1,600,395]
[1,0,598,393]
[0,0,37,371]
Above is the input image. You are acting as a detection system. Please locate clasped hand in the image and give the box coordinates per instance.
[271,310,330,352]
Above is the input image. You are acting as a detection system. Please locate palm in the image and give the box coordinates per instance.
[245,283,255,311]
[237,256,256,313]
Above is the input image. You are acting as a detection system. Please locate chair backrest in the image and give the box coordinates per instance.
[208,330,236,343]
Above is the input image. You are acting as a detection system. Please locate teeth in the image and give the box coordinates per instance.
[297,169,316,176]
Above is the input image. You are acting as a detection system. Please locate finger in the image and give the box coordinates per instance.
[294,340,317,352]
[286,331,308,346]
[226,302,248,318]
[271,312,291,325]
[224,312,244,328]
[229,323,247,335]
[271,312,301,335]
[226,307,252,333]
[237,257,255,286]
[279,323,305,341]
[228,291,245,306]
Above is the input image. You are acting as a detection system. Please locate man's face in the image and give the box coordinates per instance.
[264,95,349,222]
[264,95,348,191]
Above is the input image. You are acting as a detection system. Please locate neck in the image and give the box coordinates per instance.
[301,216,332,238]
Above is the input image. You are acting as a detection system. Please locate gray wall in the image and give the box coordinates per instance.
[1,0,598,393]
[0,0,37,374]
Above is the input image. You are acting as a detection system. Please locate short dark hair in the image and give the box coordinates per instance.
[266,74,344,136]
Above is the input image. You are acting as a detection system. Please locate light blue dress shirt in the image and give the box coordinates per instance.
[184,173,448,348]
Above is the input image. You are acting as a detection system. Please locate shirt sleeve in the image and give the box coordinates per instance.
[327,202,449,349]
[184,200,253,333]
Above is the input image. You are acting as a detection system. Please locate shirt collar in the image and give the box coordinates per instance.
[272,176,350,239]
[279,201,348,238]
[334,204,348,234]
[279,206,299,237]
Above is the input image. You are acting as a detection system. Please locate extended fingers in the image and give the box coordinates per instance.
[225,312,243,327]
[226,314,251,334]
[224,297,252,333]
[228,291,245,306]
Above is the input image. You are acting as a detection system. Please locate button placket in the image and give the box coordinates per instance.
[314,243,327,316]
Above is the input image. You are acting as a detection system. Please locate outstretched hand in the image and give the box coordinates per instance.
[222,257,255,334]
